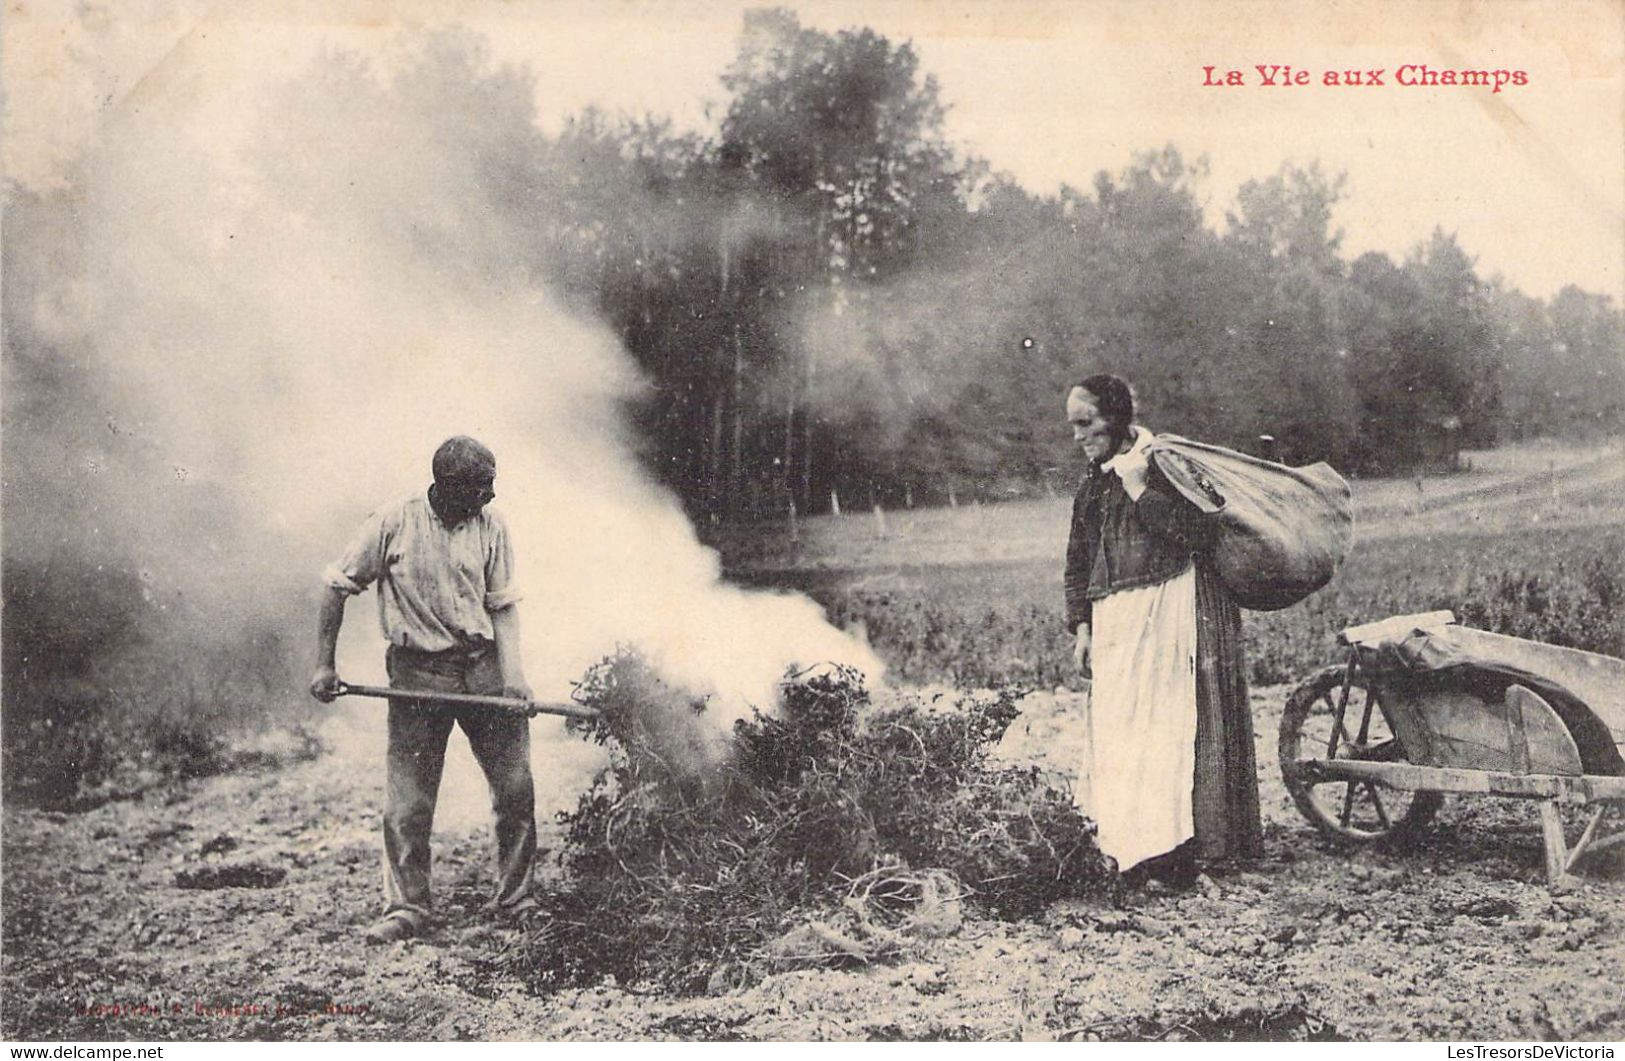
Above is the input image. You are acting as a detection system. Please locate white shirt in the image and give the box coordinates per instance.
[323,493,521,653]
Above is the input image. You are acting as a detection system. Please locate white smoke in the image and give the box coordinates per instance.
[13,24,881,827]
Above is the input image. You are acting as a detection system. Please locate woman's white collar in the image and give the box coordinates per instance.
[1102,425,1155,473]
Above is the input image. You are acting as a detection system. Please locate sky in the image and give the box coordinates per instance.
[4,0,1623,301]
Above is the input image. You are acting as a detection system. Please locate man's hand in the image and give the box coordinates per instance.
[502,677,534,704]
[1072,623,1092,675]
[310,665,343,703]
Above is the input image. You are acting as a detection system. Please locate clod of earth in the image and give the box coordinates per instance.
[199,833,239,856]
[173,861,286,890]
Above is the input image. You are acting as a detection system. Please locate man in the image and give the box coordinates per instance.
[311,436,537,944]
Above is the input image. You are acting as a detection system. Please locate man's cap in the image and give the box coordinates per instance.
[432,436,496,483]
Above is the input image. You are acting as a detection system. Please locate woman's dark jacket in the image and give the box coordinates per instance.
[1064,459,1214,633]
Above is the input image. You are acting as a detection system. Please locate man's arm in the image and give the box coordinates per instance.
[489,605,533,703]
[482,509,530,702]
[310,585,349,701]
[311,506,391,701]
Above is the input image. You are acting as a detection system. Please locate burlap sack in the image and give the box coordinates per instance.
[1147,434,1354,611]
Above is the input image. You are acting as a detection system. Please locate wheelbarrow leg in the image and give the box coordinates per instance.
[1536,800,1574,888]
[1564,806,1608,876]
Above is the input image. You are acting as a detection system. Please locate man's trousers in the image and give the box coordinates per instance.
[381,644,537,928]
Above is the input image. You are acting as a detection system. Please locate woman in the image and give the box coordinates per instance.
[1063,374,1262,883]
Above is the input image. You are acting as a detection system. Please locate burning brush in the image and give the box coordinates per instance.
[516,650,1110,993]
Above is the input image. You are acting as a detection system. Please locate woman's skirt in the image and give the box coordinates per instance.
[1074,563,1263,871]
[1191,562,1264,862]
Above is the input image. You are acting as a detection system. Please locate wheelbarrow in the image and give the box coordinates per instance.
[1278,610,1625,885]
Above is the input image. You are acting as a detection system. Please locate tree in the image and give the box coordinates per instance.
[1486,281,1557,440]
[1227,163,1346,277]
[1546,286,1625,435]
[718,8,968,513]
[1220,163,1357,464]
[1404,229,1499,450]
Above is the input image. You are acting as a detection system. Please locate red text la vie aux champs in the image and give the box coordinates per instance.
[1204,64,1528,93]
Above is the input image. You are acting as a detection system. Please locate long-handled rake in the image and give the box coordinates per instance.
[334,681,599,720]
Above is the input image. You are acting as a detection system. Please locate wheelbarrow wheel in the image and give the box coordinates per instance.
[1279,664,1443,844]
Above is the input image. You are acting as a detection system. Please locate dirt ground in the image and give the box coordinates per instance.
[4,685,1622,1042]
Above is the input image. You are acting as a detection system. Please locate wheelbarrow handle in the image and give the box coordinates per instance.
[334,682,600,721]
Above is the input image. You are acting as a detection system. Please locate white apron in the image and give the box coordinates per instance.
[1073,563,1199,872]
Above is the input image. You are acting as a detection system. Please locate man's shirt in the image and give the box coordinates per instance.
[324,493,521,653]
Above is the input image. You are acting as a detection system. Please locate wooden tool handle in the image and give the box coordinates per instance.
[335,682,599,721]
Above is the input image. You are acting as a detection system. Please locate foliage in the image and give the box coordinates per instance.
[720,7,958,281]
[1496,285,1625,441]
[1,669,304,812]
[793,523,1625,691]
[264,11,1615,522]
[826,593,1075,690]
[10,14,1621,532]
[538,17,1623,514]
[1,555,317,809]
[519,655,1108,993]
[1245,525,1624,684]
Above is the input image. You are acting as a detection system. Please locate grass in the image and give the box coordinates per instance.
[728,439,1625,693]
[749,525,1625,692]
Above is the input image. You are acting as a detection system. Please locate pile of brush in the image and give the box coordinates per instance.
[517,651,1108,993]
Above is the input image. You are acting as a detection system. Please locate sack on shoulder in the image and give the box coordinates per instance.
[1147,434,1353,611]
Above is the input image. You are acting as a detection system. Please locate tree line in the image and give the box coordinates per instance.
[13,10,1624,528]
[532,10,1622,520]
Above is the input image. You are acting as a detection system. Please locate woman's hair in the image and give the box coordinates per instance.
[1074,373,1136,447]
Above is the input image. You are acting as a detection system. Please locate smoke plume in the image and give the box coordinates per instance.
[4,25,881,824]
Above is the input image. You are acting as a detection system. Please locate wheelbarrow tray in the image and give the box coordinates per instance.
[1286,611,1625,884]
[1343,612,1625,758]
